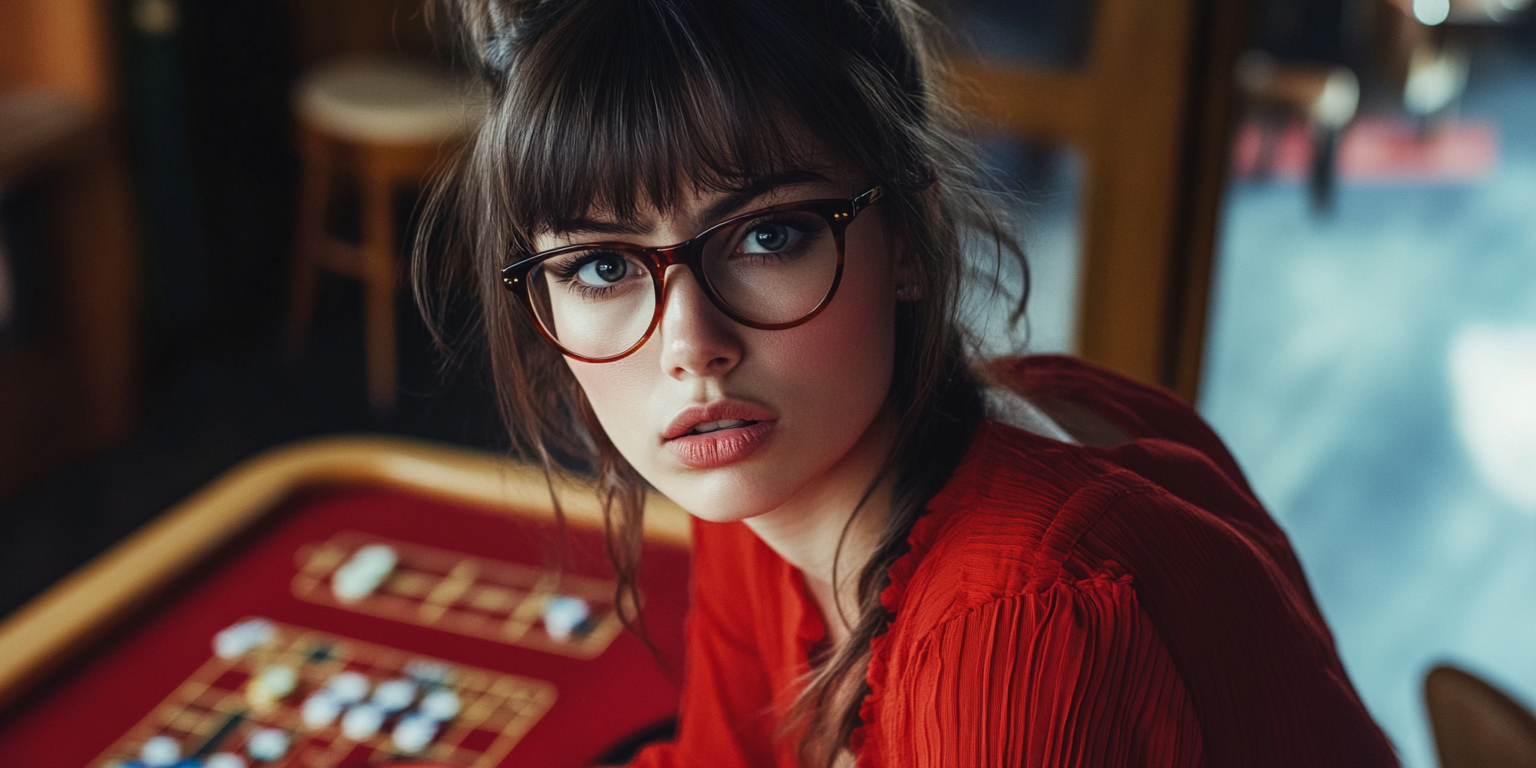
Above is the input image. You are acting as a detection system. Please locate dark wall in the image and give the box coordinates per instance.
[117,0,299,375]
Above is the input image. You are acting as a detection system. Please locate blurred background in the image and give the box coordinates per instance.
[0,0,1533,765]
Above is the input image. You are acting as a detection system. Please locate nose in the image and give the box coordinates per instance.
[656,265,742,380]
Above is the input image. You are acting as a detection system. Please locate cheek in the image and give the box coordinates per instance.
[565,358,652,450]
[809,219,897,355]
[756,221,899,410]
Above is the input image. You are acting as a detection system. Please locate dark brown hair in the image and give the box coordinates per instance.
[414,0,1027,763]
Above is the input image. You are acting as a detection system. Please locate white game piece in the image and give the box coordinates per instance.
[331,545,398,602]
[542,595,591,641]
[246,728,290,762]
[371,677,418,713]
[330,566,378,602]
[247,665,297,705]
[391,713,438,753]
[418,688,461,721]
[352,544,398,570]
[213,618,276,659]
[139,735,180,767]
[326,670,370,704]
[205,752,247,768]
[301,691,343,729]
[404,659,450,686]
[341,703,386,740]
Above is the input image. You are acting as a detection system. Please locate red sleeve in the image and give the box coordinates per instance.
[630,521,781,768]
[879,576,1203,768]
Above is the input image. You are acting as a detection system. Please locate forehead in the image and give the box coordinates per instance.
[541,166,849,240]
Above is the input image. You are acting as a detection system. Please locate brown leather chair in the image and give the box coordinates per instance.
[1425,664,1536,768]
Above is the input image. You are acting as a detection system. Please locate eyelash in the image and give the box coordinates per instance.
[733,213,821,258]
[548,253,631,299]
[537,208,826,288]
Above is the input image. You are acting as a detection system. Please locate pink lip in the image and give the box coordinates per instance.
[662,401,778,469]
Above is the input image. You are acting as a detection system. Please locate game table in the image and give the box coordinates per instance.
[0,435,693,768]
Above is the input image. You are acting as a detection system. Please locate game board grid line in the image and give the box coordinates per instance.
[88,621,557,768]
[290,531,625,658]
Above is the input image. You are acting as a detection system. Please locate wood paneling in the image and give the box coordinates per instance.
[0,0,139,497]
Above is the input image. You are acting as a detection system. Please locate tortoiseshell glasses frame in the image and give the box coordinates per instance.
[500,185,884,363]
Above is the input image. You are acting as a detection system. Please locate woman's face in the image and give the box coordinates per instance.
[535,173,900,524]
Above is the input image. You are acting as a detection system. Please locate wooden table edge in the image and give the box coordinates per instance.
[0,434,692,714]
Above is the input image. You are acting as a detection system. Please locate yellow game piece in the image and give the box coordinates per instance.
[246,665,297,707]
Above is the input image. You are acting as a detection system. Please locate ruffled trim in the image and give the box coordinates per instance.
[850,425,996,762]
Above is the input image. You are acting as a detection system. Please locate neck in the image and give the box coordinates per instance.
[743,406,898,643]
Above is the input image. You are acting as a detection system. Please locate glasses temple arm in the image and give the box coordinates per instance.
[852,185,884,214]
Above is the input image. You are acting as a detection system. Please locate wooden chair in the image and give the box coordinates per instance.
[286,57,481,412]
[1425,664,1536,768]
[945,0,1251,401]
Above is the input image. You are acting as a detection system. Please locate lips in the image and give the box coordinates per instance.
[663,401,778,469]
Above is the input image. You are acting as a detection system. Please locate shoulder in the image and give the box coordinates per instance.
[886,422,1173,629]
[988,355,1256,493]
[886,403,1298,646]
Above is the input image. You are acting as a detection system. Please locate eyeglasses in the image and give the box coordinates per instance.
[501,185,884,363]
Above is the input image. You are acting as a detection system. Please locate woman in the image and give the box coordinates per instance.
[418,0,1400,765]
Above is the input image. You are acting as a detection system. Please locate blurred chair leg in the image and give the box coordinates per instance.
[286,131,331,361]
[1425,665,1536,768]
[1309,126,1339,214]
[360,163,396,414]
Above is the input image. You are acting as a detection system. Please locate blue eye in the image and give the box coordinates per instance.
[576,254,630,286]
[743,224,792,253]
[743,223,801,254]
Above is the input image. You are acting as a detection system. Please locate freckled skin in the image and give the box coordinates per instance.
[545,181,899,527]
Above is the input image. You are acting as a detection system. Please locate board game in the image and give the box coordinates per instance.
[291,532,624,659]
[96,621,556,768]
[0,438,693,768]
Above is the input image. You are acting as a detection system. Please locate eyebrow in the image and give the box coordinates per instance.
[554,169,832,238]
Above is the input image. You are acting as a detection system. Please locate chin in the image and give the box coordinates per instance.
[647,465,802,524]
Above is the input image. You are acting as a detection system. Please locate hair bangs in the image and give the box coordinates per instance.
[496,0,886,238]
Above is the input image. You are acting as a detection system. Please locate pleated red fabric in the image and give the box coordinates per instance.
[632,356,1399,768]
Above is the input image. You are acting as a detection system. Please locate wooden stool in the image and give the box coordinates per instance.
[287,57,481,412]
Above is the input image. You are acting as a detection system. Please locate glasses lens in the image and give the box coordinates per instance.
[528,249,656,359]
[701,211,838,325]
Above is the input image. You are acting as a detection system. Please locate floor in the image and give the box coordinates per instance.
[1199,39,1536,768]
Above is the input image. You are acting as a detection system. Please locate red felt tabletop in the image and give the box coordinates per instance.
[0,487,690,768]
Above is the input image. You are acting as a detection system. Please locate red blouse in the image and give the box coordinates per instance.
[632,356,1399,767]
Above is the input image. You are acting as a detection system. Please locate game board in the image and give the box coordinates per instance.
[92,621,557,768]
[291,532,624,659]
